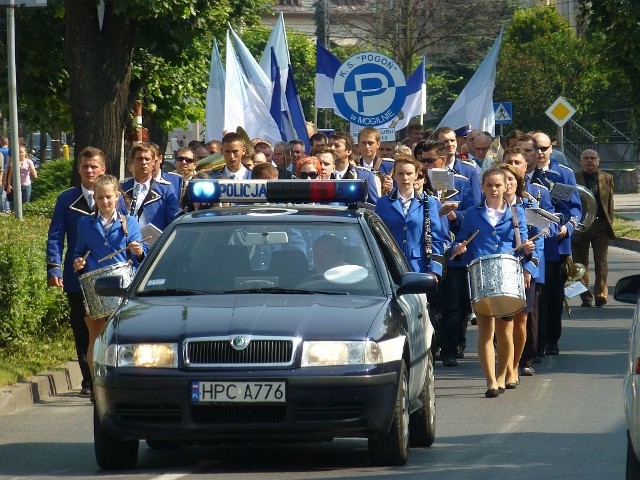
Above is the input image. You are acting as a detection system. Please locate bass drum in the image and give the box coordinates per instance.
[468,254,525,317]
[80,262,133,319]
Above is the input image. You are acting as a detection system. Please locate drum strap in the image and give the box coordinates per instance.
[511,206,521,248]
[420,193,432,260]
[120,215,132,263]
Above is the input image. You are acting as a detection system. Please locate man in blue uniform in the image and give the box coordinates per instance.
[329,131,380,204]
[46,147,107,396]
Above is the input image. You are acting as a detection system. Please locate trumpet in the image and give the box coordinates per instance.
[564,255,587,316]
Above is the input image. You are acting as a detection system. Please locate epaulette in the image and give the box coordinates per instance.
[462,159,477,167]
[165,171,181,177]
[156,177,171,185]
[453,173,469,181]
[557,164,573,171]
[532,182,549,191]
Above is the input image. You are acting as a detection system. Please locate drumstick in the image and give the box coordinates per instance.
[450,230,479,260]
[81,250,91,261]
[507,228,549,254]
[97,236,152,263]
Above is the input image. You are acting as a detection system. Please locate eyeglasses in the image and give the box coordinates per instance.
[176,156,196,163]
[416,173,425,180]
[421,156,440,164]
[536,145,552,153]
[299,171,319,179]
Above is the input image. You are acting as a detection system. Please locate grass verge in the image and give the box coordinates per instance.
[614,215,640,240]
[0,329,76,388]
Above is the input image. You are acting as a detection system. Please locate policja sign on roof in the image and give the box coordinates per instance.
[333,52,407,127]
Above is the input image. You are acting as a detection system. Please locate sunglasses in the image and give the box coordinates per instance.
[421,156,440,164]
[299,171,319,179]
[416,173,425,180]
[536,145,552,153]
[176,156,196,163]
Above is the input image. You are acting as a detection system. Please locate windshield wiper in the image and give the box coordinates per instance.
[223,287,348,295]
[137,288,210,296]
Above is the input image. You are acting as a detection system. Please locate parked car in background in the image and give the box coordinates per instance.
[614,274,640,479]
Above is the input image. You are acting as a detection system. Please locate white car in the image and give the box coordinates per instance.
[615,274,640,479]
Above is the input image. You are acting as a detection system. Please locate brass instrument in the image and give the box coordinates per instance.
[575,184,597,234]
[195,153,225,175]
[564,255,587,316]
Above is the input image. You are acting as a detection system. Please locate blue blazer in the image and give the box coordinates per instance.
[454,201,528,266]
[344,165,379,204]
[359,156,394,175]
[532,162,582,260]
[74,213,147,273]
[162,171,183,200]
[121,177,181,231]
[47,187,94,293]
[375,189,445,277]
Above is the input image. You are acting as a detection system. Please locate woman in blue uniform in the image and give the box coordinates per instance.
[375,154,445,279]
[453,167,532,398]
[73,175,147,377]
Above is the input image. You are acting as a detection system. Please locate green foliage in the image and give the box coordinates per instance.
[425,71,464,126]
[0,216,69,349]
[30,159,73,202]
[495,7,632,138]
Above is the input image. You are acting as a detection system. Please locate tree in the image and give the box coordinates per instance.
[495,7,631,138]
[579,0,640,136]
[62,0,270,181]
[331,0,518,77]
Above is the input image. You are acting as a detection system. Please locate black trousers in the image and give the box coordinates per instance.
[520,283,541,368]
[538,259,567,352]
[67,291,92,389]
[440,266,469,356]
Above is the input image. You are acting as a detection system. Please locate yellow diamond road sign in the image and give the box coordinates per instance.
[545,96,576,127]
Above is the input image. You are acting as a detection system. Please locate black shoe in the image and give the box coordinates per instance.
[581,301,592,307]
[498,386,505,394]
[595,298,607,307]
[442,354,458,367]
[545,344,560,355]
[80,387,92,396]
[520,366,535,376]
[505,382,518,389]
[455,345,465,359]
[485,388,500,398]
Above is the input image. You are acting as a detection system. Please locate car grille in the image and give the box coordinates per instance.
[115,403,182,423]
[296,403,364,422]
[185,337,297,367]
[191,404,286,424]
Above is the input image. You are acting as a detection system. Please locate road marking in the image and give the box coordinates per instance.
[482,415,527,444]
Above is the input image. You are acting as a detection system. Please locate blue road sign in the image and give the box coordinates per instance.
[333,52,407,127]
[494,102,513,125]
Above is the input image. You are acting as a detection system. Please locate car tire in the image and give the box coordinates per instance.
[94,407,139,470]
[410,348,436,447]
[368,360,409,466]
[627,430,640,480]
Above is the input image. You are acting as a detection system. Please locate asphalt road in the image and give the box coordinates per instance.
[0,245,636,479]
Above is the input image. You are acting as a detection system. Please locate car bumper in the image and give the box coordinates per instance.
[94,363,400,443]
[625,372,640,458]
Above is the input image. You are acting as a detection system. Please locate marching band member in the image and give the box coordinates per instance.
[73,175,147,379]
[453,167,532,398]
[374,154,445,278]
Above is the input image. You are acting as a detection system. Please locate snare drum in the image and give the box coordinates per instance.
[467,254,525,317]
[79,262,133,319]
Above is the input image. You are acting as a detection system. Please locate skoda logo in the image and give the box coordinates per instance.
[231,335,250,351]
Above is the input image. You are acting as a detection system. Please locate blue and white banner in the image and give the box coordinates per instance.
[205,39,225,142]
[315,42,341,110]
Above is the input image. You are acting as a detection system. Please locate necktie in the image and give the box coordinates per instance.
[335,172,342,180]
[86,191,95,211]
[402,199,411,217]
[130,183,144,216]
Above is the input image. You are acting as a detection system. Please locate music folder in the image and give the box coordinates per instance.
[140,223,162,247]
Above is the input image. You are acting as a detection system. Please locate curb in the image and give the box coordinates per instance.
[0,361,83,416]
[612,237,640,253]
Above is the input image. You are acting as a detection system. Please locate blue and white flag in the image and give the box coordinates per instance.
[380,58,426,131]
[437,26,504,136]
[269,47,288,140]
[315,42,341,110]
[224,31,281,144]
[285,61,310,152]
[229,26,272,108]
[205,39,225,142]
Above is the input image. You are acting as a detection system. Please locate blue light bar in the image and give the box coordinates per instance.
[187,179,367,205]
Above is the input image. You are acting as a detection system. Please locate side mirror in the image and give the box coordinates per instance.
[396,272,438,297]
[94,275,127,297]
[614,275,640,304]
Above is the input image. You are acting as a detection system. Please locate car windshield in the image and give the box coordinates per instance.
[135,221,383,296]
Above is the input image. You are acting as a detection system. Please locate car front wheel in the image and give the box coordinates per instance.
[368,360,409,466]
[410,348,436,447]
[94,407,139,470]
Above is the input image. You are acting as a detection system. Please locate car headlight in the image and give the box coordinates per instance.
[301,341,383,367]
[102,344,179,368]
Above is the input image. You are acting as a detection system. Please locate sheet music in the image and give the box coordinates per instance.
[525,208,559,231]
[550,182,576,202]
[427,168,454,192]
[564,280,588,299]
[140,223,162,247]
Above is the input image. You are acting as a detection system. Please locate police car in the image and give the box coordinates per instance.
[92,179,438,470]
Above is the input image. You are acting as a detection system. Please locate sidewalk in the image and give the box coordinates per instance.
[1,193,639,416]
